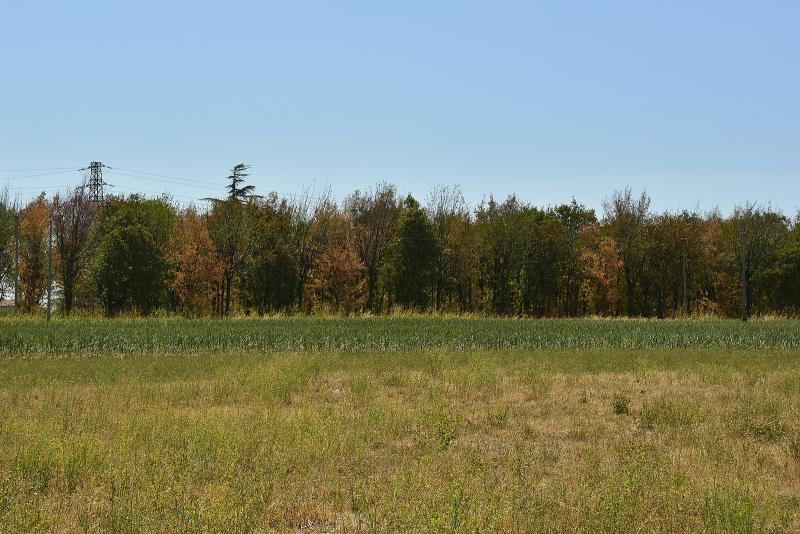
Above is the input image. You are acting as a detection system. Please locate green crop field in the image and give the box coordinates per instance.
[2,316,800,355]
[1,317,799,532]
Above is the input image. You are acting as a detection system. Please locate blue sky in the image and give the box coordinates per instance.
[1,1,798,215]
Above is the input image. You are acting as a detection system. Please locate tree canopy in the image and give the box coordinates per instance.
[3,176,799,320]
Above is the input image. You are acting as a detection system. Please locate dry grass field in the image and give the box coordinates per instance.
[1,343,799,532]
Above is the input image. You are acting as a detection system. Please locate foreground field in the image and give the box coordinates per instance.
[1,348,799,532]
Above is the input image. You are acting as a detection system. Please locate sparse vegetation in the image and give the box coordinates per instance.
[638,398,696,429]
[789,433,800,463]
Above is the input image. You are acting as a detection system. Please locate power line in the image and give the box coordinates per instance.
[4,185,72,191]
[0,167,80,172]
[105,170,223,191]
[110,167,222,187]
[0,169,82,182]
[0,163,233,204]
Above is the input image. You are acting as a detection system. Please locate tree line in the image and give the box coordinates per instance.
[1,164,798,320]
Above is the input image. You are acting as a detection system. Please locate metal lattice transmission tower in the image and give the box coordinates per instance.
[87,161,108,203]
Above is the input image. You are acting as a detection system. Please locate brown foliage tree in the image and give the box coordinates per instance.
[308,212,365,314]
[580,225,622,315]
[290,186,336,312]
[18,194,50,313]
[168,208,224,316]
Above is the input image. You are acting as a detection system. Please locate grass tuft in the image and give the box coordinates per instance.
[613,393,631,415]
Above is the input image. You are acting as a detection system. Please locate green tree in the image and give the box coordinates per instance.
[770,214,800,312]
[425,184,468,311]
[239,195,297,314]
[204,163,259,315]
[442,213,479,312]
[603,188,651,316]
[474,195,527,315]
[345,183,399,312]
[91,194,176,251]
[383,195,438,309]
[552,199,596,316]
[91,210,169,315]
[518,208,564,317]
[725,204,788,320]
[214,163,258,204]
[87,195,175,316]
[207,200,249,315]
[641,213,685,318]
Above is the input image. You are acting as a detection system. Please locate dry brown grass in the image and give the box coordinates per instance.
[0,349,798,532]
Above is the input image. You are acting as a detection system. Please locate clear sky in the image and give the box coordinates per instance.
[1,1,798,215]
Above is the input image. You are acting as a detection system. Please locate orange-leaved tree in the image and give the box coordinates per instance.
[309,211,365,315]
[19,194,50,313]
[168,208,224,316]
[579,224,622,316]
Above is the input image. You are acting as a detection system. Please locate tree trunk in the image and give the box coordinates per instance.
[366,268,378,313]
[626,269,635,317]
[225,273,233,316]
[63,279,73,316]
[740,261,748,322]
[682,245,688,316]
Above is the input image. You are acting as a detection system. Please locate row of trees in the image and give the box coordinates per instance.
[2,165,799,319]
